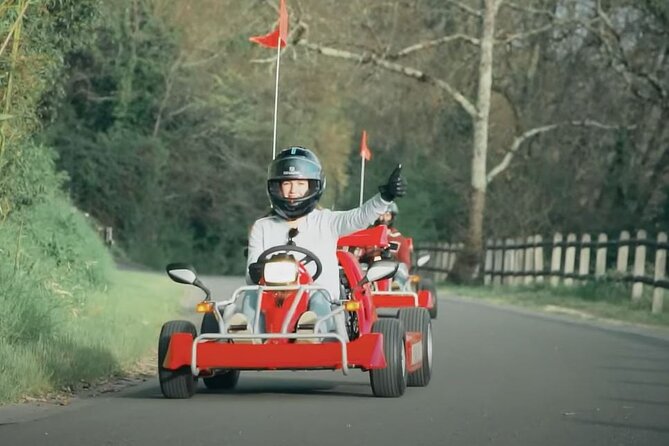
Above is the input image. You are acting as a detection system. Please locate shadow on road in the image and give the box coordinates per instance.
[119,375,374,400]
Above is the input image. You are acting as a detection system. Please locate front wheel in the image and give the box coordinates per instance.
[369,319,407,398]
[158,320,197,399]
[201,313,240,390]
[398,308,433,387]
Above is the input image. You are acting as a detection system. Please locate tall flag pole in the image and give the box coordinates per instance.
[271,42,281,159]
[250,0,289,159]
[359,130,372,206]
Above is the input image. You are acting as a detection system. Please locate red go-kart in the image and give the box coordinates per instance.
[158,243,433,398]
[338,225,438,319]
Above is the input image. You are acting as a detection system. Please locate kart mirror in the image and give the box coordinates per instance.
[165,263,211,301]
[365,260,399,283]
[388,241,400,252]
[166,263,198,284]
[416,254,430,268]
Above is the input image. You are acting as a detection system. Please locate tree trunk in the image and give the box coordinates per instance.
[449,0,497,283]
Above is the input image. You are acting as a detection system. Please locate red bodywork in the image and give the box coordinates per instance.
[339,226,436,313]
[161,238,424,375]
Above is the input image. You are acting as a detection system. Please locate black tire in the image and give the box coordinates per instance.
[200,313,240,390]
[370,318,407,398]
[158,320,197,399]
[398,308,432,387]
[418,278,438,319]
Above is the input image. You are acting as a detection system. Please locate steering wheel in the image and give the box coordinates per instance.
[257,245,323,281]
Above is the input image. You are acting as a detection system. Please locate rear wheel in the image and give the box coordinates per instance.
[418,278,438,319]
[158,320,197,399]
[398,308,432,387]
[200,313,240,390]
[370,319,407,398]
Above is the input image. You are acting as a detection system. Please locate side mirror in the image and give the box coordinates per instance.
[388,241,400,252]
[365,260,399,283]
[166,263,198,284]
[416,254,430,268]
[166,263,211,301]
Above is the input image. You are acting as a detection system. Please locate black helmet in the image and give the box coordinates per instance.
[267,146,326,220]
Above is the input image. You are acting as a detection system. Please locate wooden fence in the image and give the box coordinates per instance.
[416,230,668,314]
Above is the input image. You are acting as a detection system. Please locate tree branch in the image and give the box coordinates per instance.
[391,34,480,59]
[444,0,482,18]
[486,120,635,184]
[296,39,478,118]
[589,1,668,101]
[501,1,555,17]
[496,18,597,44]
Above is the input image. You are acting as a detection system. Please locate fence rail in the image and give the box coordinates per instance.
[416,230,668,314]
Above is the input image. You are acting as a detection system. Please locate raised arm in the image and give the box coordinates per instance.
[331,164,407,236]
[330,194,391,237]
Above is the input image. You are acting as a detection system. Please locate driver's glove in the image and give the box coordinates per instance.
[248,261,264,284]
[378,164,407,201]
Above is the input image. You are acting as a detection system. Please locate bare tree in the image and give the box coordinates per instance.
[288,0,627,281]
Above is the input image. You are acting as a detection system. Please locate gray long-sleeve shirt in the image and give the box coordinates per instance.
[246,193,391,301]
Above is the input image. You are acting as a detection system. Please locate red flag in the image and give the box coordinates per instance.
[360,130,372,161]
[250,0,289,49]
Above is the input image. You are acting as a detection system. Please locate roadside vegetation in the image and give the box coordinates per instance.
[445,282,669,329]
[0,196,182,403]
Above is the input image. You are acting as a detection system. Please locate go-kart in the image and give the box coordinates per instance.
[158,243,433,399]
[338,225,438,319]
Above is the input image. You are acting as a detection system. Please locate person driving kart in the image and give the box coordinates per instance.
[362,203,412,290]
[230,146,407,337]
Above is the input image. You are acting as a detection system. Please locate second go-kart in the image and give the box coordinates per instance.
[158,243,433,399]
[338,225,438,319]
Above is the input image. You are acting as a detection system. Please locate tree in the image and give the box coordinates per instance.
[286,0,634,281]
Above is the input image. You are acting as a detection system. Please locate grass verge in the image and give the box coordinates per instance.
[0,197,183,404]
[444,281,669,329]
[0,269,182,404]
[0,271,183,403]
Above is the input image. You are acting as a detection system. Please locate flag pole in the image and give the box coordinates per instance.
[271,43,281,160]
[359,156,365,206]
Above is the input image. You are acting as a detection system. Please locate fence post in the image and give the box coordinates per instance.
[632,230,647,303]
[616,230,630,275]
[434,242,448,282]
[430,242,439,282]
[524,236,534,285]
[564,233,577,286]
[493,238,503,286]
[514,237,524,286]
[504,238,515,285]
[578,233,591,284]
[652,232,667,314]
[454,243,464,275]
[550,233,563,287]
[595,233,608,278]
[534,235,544,284]
[484,239,493,285]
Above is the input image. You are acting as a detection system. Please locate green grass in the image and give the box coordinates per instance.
[443,281,669,329]
[0,197,183,404]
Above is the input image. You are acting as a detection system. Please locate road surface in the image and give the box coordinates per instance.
[1,276,668,445]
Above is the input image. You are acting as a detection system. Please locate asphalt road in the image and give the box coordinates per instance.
[1,276,668,446]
